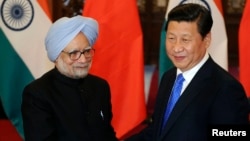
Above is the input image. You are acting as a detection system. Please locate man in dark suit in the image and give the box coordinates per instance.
[21,16,118,141]
[126,3,249,141]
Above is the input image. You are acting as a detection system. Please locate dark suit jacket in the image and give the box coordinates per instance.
[127,57,249,141]
[21,68,118,141]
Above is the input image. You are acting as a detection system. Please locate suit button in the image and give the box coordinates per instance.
[79,89,84,92]
[86,111,90,116]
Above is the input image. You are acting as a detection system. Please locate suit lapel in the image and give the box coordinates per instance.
[155,69,176,138]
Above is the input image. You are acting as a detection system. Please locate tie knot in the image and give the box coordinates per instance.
[176,73,185,84]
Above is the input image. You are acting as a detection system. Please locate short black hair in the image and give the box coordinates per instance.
[165,3,213,39]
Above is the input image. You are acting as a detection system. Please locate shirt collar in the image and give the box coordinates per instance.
[177,52,209,83]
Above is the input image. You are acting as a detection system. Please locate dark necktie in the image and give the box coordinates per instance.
[162,73,185,130]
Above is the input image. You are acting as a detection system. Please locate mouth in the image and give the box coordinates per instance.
[174,55,185,61]
[74,65,88,69]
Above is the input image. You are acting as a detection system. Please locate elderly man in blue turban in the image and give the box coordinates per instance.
[21,16,118,141]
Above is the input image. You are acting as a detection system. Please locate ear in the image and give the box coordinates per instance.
[204,32,211,48]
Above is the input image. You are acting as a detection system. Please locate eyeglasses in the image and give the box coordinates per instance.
[62,47,95,61]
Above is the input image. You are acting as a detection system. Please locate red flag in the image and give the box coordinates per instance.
[37,0,52,20]
[239,0,250,97]
[83,0,147,139]
[214,0,224,15]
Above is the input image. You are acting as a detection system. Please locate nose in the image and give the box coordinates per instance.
[172,41,184,52]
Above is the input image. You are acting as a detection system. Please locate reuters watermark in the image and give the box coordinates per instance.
[208,124,250,140]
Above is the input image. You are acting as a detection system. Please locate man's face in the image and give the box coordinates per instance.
[55,32,93,79]
[166,21,210,72]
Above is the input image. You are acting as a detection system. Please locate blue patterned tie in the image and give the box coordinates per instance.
[162,73,185,130]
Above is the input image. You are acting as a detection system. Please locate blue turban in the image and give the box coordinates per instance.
[45,15,99,62]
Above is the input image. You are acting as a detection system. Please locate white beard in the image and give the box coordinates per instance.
[56,57,92,79]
